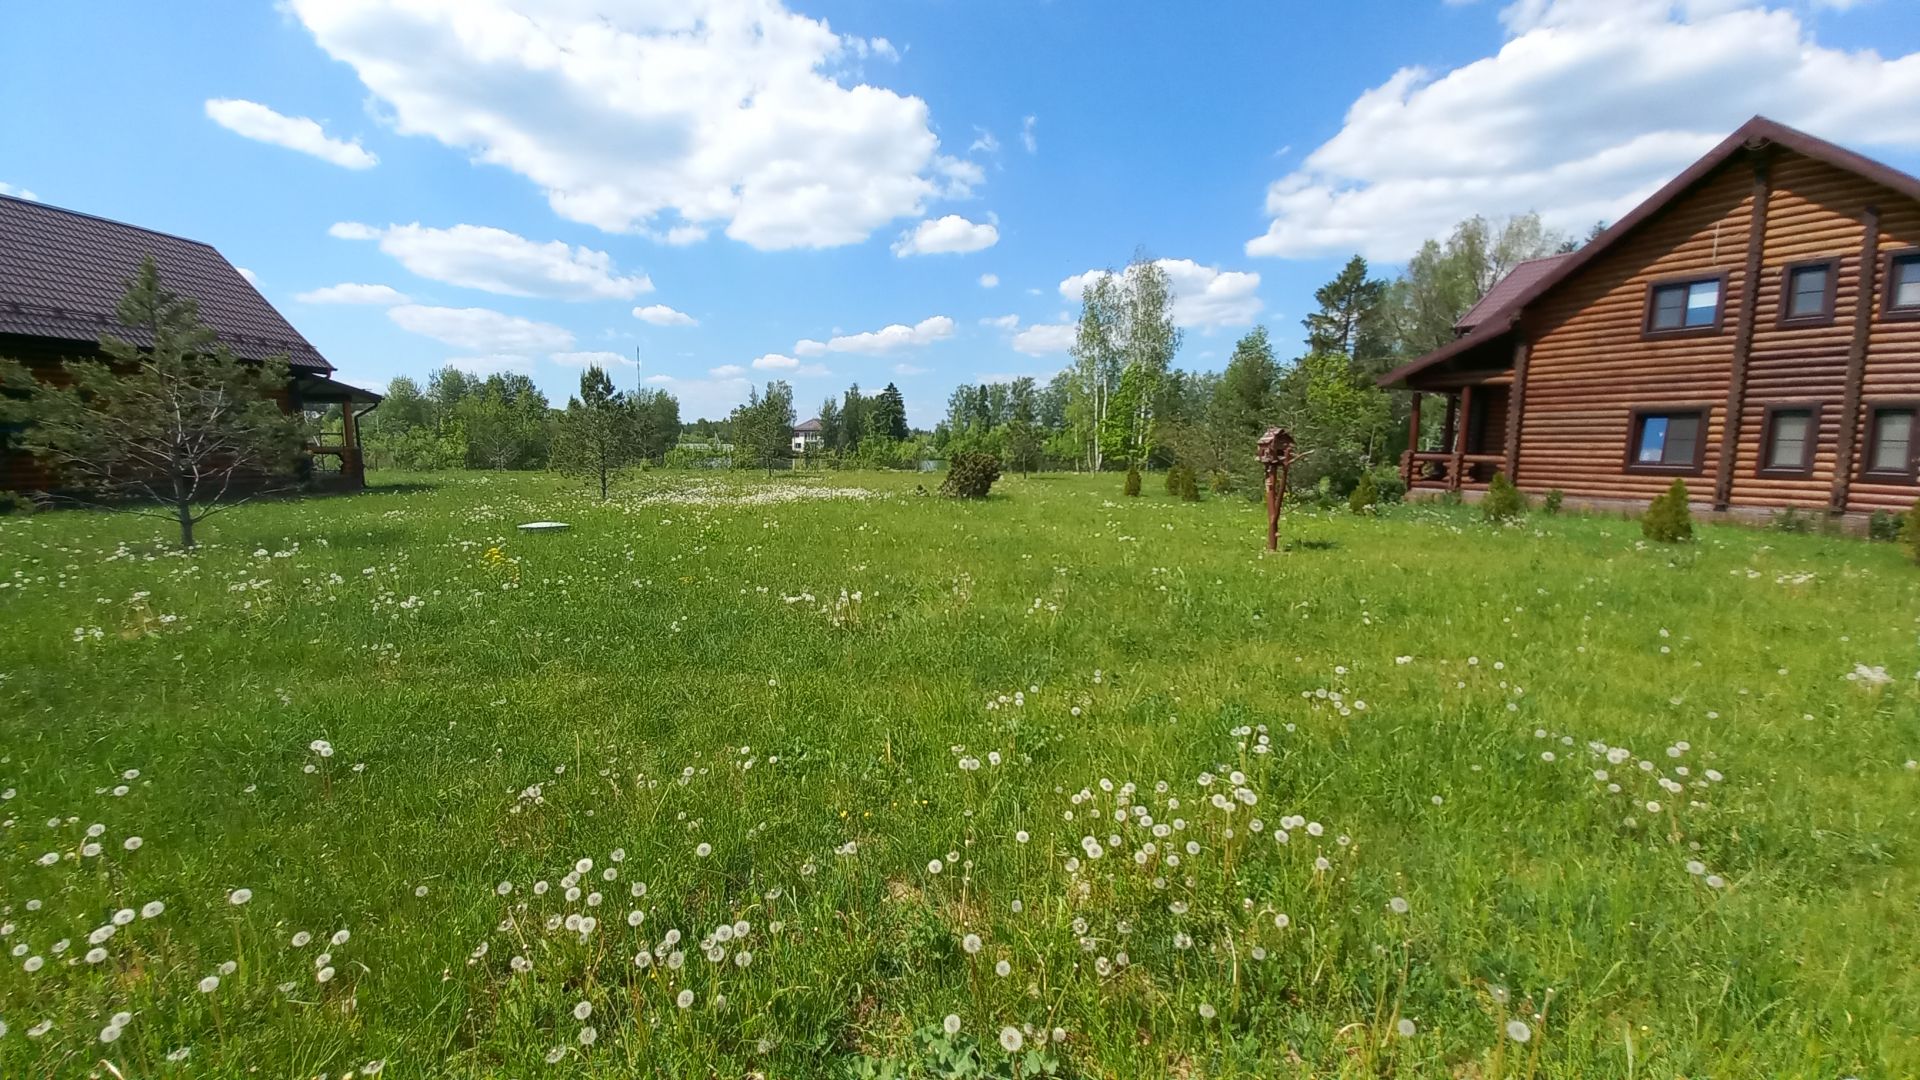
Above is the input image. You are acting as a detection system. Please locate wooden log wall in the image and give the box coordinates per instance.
[1511,149,1920,513]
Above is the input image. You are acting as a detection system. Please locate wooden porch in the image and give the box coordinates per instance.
[1400,381,1512,492]
[295,373,381,491]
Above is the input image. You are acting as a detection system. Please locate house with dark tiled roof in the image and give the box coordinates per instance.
[1381,116,1920,521]
[0,194,380,492]
[791,417,824,454]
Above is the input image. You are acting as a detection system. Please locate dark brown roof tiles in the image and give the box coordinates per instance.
[0,195,331,371]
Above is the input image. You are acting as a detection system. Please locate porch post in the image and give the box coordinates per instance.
[1403,392,1422,488]
[1452,385,1472,491]
[341,405,365,489]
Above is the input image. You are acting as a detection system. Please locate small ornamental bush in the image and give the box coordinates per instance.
[1209,470,1233,494]
[939,452,1001,499]
[1867,509,1900,543]
[1543,489,1565,515]
[1904,499,1920,562]
[1124,465,1142,497]
[1642,478,1695,543]
[1482,471,1526,523]
[1178,465,1201,502]
[1348,472,1378,514]
[1164,466,1181,496]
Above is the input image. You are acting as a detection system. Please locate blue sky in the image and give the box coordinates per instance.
[4,0,1918,424]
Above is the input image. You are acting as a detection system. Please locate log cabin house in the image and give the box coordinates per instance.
[1381,116,1920,522]
[0,193,379,493]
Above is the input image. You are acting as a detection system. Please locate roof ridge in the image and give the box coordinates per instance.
[0,193,221,251]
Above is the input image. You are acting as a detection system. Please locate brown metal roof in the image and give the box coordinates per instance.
[1454,254,1571,333]
[0,194,332,371]
[1380,115,1920,389]
[793,418,824,432]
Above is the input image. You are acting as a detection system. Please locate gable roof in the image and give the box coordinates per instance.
[793,418,824,432]
[1454,254,1571,333]
[1380,115,1920,389]
[0,195,332,372]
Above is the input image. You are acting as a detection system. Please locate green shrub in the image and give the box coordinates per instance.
[1642,478,1694,543]
[1178,465,1201,502]
[1482,471,1526,523]
[939,452,1001,499]
[1867,509,1902,543]
[1904,500,1920,562]
[1348,472,1378,514]
[1123,466,1142,497]
[1772,507,1814,534]
[0,491,36,516]
[1370,469,1407,505]
[1208,470,1233,494]
[1543,489,1564,515]
[1164,466,1181,496]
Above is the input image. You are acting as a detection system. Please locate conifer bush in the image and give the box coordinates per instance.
[1348,472,1378,514]
[1904,499,1920,563]
[1481,471,1526,523]
[1543,489,1565,515]
[1124,465,1142,497]
[1641,478,1695,543]
[939,452,1002,499]
[1178,465,1201,502]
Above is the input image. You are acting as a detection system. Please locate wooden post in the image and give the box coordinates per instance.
[1831,205,1880,513]
[1404,392,1423,488]
[1504,342,1530,482]
[1451,385,1472,490]
[341,404,365,489]
[1714,155,1771,510]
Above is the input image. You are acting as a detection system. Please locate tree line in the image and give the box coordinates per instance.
[928,213,1589,498]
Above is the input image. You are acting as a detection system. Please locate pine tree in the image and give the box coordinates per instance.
[0,258,304,547]
[551,366,636,499]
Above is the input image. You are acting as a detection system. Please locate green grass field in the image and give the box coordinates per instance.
[1,470,1916,1078]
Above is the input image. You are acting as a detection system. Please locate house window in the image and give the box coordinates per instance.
[1647,278,1723,333]
[1627,409,1704,472]
[1864,405,1916,480]
[1780,260,1835,323]
[1759,405,1817,475]
[1888,252,1920,315]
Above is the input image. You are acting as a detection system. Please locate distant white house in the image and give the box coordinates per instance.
[791,418,824,455]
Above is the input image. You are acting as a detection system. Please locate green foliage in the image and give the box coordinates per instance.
[550,366,637,499]
[1543,488,1565,515]
[1123,465,1141,497]
[1771,507,1815,534]
[1175,464,1201,501]
[1276,351,1392,497]
[939,451,1001,499]
[0,490,38,515]
[1866,509,1900,543]
[0,258,304,547]
[1905,499,1920,562]
[850,1023,1065,1080]
[1068,255,1182,471]
[1642,478,1695,543]
[1481,471,1526,523]
[1208,469,1233,493]
[1348,471,1379,514]
[731,381,796,475]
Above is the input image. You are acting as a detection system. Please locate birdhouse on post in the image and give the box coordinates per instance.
[1257,427,1294,551]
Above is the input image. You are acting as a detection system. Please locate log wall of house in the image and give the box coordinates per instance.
[1513,150,1920,513]
[0,335,89,492]
[1515,164,1751,503]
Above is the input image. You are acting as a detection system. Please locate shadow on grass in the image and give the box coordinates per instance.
[1285,538,1339,552]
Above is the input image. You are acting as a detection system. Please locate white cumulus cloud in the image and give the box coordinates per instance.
[752,353,798,370]
[634,304,698,326]
[893,215,999,256]
[978,273,999,288]
[388,304,575,354]
[294,283,411,305]
[0,182,38,201]
[1247,0,1920,261]
[1010,322,1075,356]
[1058,259,1262,330]
[204,99,377,169]
[288,0,978,250]
[795,315,954,355]
[333,223,651,301]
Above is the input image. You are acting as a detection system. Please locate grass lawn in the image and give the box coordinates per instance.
[1,469,1916,1078]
